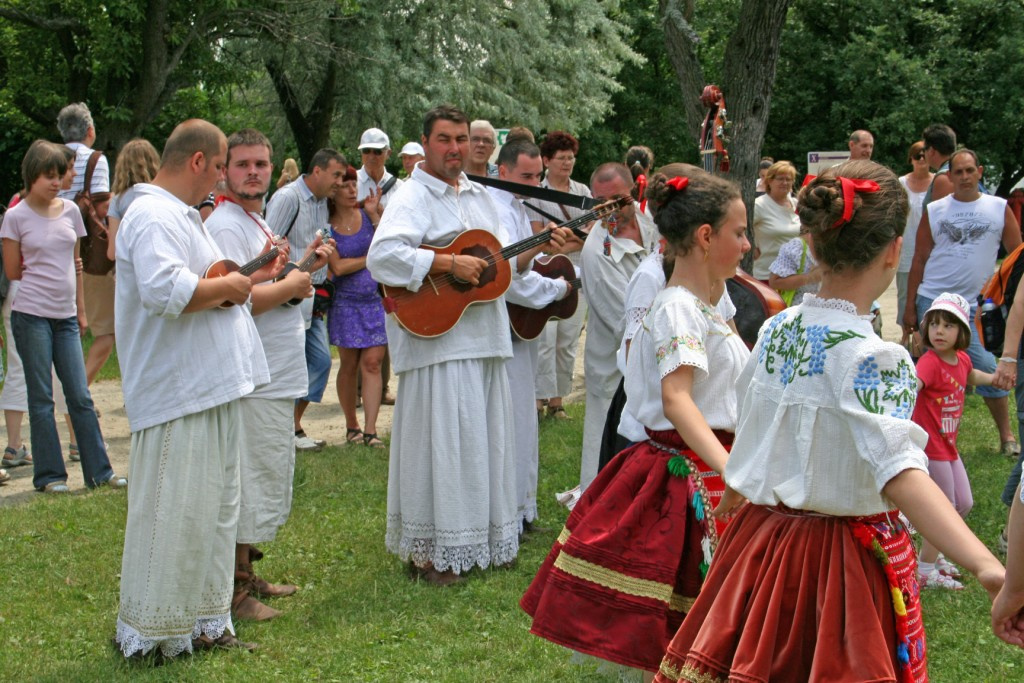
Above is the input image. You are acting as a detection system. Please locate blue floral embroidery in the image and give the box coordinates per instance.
[854,356,917,418]
[761,313,865,385]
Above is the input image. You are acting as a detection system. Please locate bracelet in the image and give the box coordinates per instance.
[450,253,456,274]
[999,356,1018,364]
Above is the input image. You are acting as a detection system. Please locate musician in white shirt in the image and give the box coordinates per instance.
[367,105,566,585]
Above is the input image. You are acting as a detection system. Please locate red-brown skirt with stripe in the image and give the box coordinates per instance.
[654,504,926,683]
[520,429,731,672]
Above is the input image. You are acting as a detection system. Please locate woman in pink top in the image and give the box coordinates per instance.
[0,140,123,493]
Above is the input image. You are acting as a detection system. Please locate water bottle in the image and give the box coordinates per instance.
[980,297,1004,353]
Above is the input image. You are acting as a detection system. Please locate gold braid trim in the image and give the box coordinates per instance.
[668,593,696,613]
[554,552,673,603]
[671,661,726,683]
[659,658,684,681]
[555,532,696,611]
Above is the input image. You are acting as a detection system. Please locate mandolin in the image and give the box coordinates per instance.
[276,226,332,306]
[507,254,581,341]
[204,240,281,308]
[380,196,630,338]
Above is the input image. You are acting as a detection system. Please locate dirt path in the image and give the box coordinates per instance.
[0,277,901,506]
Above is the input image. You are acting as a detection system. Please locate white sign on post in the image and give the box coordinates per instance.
[806,151,850,177]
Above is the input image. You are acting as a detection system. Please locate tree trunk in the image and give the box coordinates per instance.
[660,0,793,271]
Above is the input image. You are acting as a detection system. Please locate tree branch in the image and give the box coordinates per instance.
[0,5,84,31]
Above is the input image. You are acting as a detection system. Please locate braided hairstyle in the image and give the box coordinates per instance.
[646,172,740,258]
[797,160,907,274]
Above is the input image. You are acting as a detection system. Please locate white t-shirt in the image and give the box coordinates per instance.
[623,285,749,433]
[206,201,308,400]
[919,193,1008,301]
[726,295,928,515]
[0,199,85,318]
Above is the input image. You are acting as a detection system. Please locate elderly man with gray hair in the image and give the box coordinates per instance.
[57,102,116,395]
[466,120,499,177]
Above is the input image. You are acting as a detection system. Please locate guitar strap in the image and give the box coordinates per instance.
[467,174,596,209]
[522,201,561,225]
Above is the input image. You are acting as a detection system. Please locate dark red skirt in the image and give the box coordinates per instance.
[654,504,927,683]
[521,429,732,672]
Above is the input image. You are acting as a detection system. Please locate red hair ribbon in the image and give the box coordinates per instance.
[801,174,816,187]
[832,176,880,228]
[666,176,689,191]
[636,173,648,213]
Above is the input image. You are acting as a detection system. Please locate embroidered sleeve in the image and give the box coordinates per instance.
[840,343,929,492]
[652,296,709,381]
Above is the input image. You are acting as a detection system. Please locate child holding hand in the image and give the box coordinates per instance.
[912,292,993,589]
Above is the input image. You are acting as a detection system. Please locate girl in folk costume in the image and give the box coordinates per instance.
[912,292,994,590]
[654,160,1007,683]
[522,172,751,678]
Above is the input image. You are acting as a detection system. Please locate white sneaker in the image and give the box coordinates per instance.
[935,555,962,579]
[555,485,582,510]
[294,435,323,452]
[918,568,964,590]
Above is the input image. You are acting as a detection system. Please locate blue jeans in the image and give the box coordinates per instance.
[916,294,1007,398]
[302,315,331,403]
[11,311,112,489]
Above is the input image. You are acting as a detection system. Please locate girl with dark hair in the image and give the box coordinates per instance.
[523,171,749,678]
[655,161,1008,683]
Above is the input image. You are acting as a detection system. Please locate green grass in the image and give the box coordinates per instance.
[1,400,1023,681]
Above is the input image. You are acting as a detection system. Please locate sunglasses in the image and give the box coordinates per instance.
[361,148,384,156]
[470,136,495,146]
[913,153,926,161]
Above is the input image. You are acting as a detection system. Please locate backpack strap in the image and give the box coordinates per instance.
[81,150,102,199]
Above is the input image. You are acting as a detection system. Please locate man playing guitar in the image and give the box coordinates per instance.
[366,105,568,586]
[206,128,333,623]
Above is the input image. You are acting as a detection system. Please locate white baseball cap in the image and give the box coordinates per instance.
[358,128,390,150]
[399,141,424,157]
[925,292,971,330]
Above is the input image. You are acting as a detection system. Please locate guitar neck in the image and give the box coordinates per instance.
[238,246,280,277]
[498,199,625,262]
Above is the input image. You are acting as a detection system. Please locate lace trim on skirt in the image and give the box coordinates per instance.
[115,613,233,658]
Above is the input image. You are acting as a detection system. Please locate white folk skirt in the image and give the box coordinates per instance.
[385,357,520,574]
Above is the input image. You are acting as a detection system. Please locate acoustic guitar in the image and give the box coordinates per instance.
[204,240,281,308]
[276,226,332,306]
[380,196,630,338]
[507,254,582,341]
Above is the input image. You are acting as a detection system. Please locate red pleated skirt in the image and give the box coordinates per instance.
[521,429,732,672]
[654,504,927,683]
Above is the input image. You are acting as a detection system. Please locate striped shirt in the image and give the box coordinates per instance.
[57,142,110,198]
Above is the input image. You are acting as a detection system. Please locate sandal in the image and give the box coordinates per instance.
[363,432,386,449]
[191,632,257,652]
[345,427,364,444]
[546,406,570,420]
[2,445,31,467]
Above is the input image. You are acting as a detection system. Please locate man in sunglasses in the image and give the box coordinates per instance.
[357,127,403,212]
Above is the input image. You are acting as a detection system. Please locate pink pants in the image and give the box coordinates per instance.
[927,458,974,517]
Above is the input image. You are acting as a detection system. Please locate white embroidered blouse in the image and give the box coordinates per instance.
[624,285,749,433]
[725,295,929,516]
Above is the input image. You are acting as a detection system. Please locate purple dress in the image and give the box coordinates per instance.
[328,211,387,348]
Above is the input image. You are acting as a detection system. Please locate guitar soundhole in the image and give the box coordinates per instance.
[454,244,497,291]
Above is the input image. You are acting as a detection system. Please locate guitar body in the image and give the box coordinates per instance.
[204,259,243,309]
[507,254,579,341]
[380,229,512,338]
[727,270,786,349]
